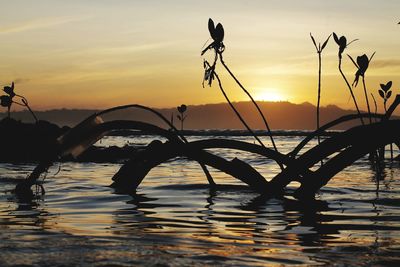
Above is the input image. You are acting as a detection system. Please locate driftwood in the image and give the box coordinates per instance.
[15,96,400,201]
[267,120,400,199]
[111,140,269,193]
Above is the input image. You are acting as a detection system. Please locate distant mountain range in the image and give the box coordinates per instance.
[0,101,389,130]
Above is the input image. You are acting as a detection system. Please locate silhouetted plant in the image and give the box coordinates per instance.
[378,81,393,112]
[371,93,378,122]
[310,33,331,149]
[177,104,187,130]
[378,81,394,160]
[0,82,38,122]
[348,52,375,123]
[1,82,15,118]
[202,18,281,164]
[332,32,363,124]
[13,19,400,201]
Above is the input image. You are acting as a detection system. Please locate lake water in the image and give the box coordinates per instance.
[1,134,400,266]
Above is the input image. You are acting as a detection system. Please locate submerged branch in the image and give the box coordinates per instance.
[269,120,400,199]
[112,140,269,193]
[291,113,386,158]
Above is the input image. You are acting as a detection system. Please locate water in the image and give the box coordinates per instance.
[1,134,400,266]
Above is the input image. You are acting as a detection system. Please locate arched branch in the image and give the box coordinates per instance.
[266,120,400,198]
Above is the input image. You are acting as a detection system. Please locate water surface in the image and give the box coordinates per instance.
[1,134,400,266]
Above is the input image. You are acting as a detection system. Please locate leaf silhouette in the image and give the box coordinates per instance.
[357,54,369,73]
[381,81,392,92]
[386,81,392,90]
[3,86,12,94]
[378,89,385,99]
[368,51,376,63]
[350,54,369,87]
[321,34,331,51]
[0,95,12,107]
[181,104,187,112]
[347,54,358,68]
[208,18,216,39]
[3,82,16,98]
[3,86,14,97]
[387,91,392,99]
[177,115,182,121]
[214,23,224,42]
[333,32,339,45]
[177,104,187,113]
[310,33,317,50]
[338,36,347,48]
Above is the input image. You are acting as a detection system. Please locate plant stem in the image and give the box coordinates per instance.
[371,93,377,123]
[16,94,38,123]
[25,103,38,123]
[181,112,184,131]
[361,76,372,124]
[383,102,394,160]
[316,51,323,166]
[316,51,322,147]
[384,100,387,115]
[213,71,266,150]
[218,53,280,155]
[338,58,364,125]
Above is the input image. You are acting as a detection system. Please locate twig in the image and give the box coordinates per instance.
[218,53,283,170]
[361,77,372,124]
[338,57,364,125]
[213,70,266,149]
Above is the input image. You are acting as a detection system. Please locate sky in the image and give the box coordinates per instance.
[0,0,399,113]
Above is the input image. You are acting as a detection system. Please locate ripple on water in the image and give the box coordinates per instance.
[1,135,400,266]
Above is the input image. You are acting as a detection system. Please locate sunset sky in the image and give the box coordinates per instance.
[0,0,399,113]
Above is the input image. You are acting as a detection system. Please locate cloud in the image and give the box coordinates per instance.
[0,16,91,34]
[372,59,400,69]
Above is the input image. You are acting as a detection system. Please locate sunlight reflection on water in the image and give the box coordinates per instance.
[1,135,400,266]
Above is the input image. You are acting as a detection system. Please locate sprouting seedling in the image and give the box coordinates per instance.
[201,19,281,166]
[0,82,38,122]
[1,82,15,118]
[378,81,393,112]
[348,52,376,124]
[176,104,187,131]
[347,53,375,87]
[201,19,225,56]
[310,33,331,52]
[332,32,358,59]
[332,32,363,125]
[310,32,331,150]
[378,81,394,161]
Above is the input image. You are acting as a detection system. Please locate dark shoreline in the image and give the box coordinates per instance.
[108,129,340,137]
[0,118,336,164]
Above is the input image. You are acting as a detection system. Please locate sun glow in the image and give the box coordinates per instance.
[255,89,285,102]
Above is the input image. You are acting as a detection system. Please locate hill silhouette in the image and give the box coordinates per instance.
[0,101,385,130]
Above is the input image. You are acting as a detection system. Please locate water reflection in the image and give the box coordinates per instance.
[0,135,400,266]
[108,184,400,265]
